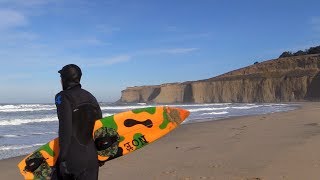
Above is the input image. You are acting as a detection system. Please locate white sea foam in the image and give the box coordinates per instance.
[201,111,229,115]
[0,104,56,112]
[31,132,57,135]
[0,117,57,126]
[137,103,147,105]
[0,143,44,151]
[0,132,57,138]
[177,103,232,107]
[0,113,115,126]
[102,113,114,117]
[231,105,261,110]
[0,134,22,138]
[188,107,230,112]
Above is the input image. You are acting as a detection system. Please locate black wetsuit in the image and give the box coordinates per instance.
[53,84,102,180]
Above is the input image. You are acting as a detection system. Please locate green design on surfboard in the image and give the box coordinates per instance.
[101,115,118,130]
[132,107,156,114]
[159,109,170,129]
[37,143,54,157]
[133,133,148,150]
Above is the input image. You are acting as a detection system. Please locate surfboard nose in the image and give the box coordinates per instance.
[178,108,190,122]
[165,107,190,124]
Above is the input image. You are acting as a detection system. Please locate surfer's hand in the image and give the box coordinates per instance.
[59,161,71,175]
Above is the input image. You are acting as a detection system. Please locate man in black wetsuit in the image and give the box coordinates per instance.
[53,64,102,180]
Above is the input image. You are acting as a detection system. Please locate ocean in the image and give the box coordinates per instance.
[0,103,299,160]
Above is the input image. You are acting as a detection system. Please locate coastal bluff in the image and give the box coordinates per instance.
[120,54,320,103]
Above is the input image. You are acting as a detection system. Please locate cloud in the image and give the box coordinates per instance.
[161,48,199,54]
[136,47,200,56]
[0,0,57,7]
[103,55,131,65]
[62,37,110,47]
[67,47,196,67]
[81,47,199,67]
[68,47,198,67]
[0,9,27,30]
[0,0,66,68]
[3,73,33,80]
[87,55,132,67]
[160,32,212,43]
[0,31,38,45]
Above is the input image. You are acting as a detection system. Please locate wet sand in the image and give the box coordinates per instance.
[2,102,320,180]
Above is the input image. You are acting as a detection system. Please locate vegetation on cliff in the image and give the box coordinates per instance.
[279,45,320,58]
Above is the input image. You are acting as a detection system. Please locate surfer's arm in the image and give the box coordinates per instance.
[55,93,73,162]
[97,102,102,119]
[93,97,103,119]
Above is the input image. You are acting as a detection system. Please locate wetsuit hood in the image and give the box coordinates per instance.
[58,64,82,90]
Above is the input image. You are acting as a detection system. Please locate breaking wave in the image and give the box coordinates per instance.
[0,117,57,126]
[0,143,44,151]
[0,104,56,112]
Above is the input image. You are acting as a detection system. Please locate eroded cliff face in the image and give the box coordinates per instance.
[120,86,161,103]
[120,83,193,103]
[120,54,320,103]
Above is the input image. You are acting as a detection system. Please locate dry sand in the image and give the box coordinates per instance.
[1,102,320,180]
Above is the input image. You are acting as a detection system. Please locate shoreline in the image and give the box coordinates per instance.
[0,103,301,161]
[2,102,320,179]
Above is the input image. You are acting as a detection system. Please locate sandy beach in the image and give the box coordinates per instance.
[1,102,320,180]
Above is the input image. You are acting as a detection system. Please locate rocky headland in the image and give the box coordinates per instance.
[120,54,320,103]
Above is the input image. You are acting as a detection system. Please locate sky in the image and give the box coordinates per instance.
[0,0,320,103]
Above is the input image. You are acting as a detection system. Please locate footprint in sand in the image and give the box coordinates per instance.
[163,169,177,175]
[199,176,210,179]
[230,125,247,138]
[304,123,318,126]
[209,163,220,168]
[260,116,267,120]
[181,177,191,180]
[184,146,201,152]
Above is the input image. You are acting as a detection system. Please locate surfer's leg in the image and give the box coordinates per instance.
[50,169,60,180]
[51,172,73,180]
[76,167,99,180]
[60,173,74,180]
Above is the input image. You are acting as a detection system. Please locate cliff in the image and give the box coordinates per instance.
[120,54,320,103]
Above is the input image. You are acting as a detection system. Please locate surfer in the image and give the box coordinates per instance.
[53,64,102,180]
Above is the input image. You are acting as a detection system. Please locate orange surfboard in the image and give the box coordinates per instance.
[18,106,190,179]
